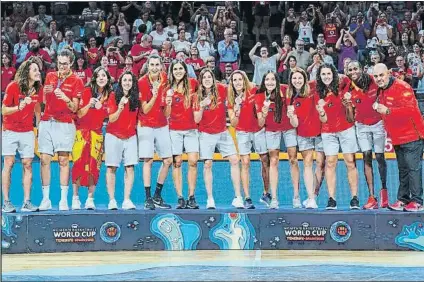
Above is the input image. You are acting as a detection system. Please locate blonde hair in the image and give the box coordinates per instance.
[227,70,252,107]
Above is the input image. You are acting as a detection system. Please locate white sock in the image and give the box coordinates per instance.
[60,186,69,201]
[42,186,50,200]
[88,193,94,199]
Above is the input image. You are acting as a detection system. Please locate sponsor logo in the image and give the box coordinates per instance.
[284,222,328,242]
[100,222,121,244]
[330,221,351,243]
[52,224,96,243]
[395,222,424,251]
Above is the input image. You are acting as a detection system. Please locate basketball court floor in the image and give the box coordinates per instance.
[3,250,424,281]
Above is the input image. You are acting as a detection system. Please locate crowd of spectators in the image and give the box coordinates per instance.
[2,1,424,97]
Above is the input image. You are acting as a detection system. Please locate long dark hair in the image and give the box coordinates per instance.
[88,66,113,99]
[115,70,139,112]
[316,63,339,99]
[257,71,283,123]
[347,60,372,92]
[14,57,42,96]
[166,59,192,109]
[196,68,218,109]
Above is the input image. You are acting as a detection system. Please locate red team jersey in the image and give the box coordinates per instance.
[106,92,138,139]
[130,45,153,77]
[289,92,321,137]
[161,78,198,131]
[255,85,292,132]
[194,83,228,134]
[138,73,168,128]
[42,72,84,123]
[75,87,109,134]
[324,23,339,44]
[345,75,381,125]
[2,81,41,132]
[228,87,261,132]
[107,53,120,80]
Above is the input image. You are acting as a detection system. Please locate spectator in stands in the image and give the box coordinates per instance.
[25,39,52,72]
[130,34,153,77]
[307,53,324,80]
[205,56,222,81]
[350,12,371,64]
[191,4,212,30]
[194,20,214,44]
[253,1,272,43]
[392,55,413,85]
[399,32,414,58]
[372,13,393,47]
[172,29,192,54]
[133,10,153,36]
[397,19,416,44]
[408,44,424,88]
[2,17,18,45]
[413,2,424,31]
[34,5,52,34]
[2,41,16,67]
[150,20,168,49]
[336,29,358,73]
[164,15,178,39]
[9,2,28,26]
[322,13,341,49]
[213,6,228,43]
[52,2,70,30]
[317,45,334,66]
[221,63,233,84]
[178,1,194,34]
[97,10,108,38]
[218,28,239,73]
[281,7,298,46]
[103,25,120,48]
[155,2,174,21]
[187,46,205,76]
[280,55,298,84]
[21,17,41,42]
[81,2,103,24]
[277,35,293,73]
[73,54,92,84]
[71,18,96,44]
[135,24,147,44]
[13,32,30,67]
[286,39,311,71]
[160,40,175,71]
[117,55,137,78]
[384,45,398,69]
[175,51,196,78]
[1,54,16,96]
[58,31,82,54]
[47,20,63,46]
[365,51,380,75]
[107,3,121,27]
[105,40,125,82]
[173,22,192,42]
[249,42,283,86]
[84,37,103,71]
[295,10,316,50]
[193,34,215,62]
[115,13,130,45]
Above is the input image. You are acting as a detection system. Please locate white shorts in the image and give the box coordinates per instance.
[104,133,138,167]
[38,120,76,155]
[2,130,35,158]
[137,125,172,159]
[282,129,298,148]
[199,130,237,160]
[355,120,386,154]
[297,135,324,152]
[236,128,267,155]
[170,129,199,155]
[321,126,359,156]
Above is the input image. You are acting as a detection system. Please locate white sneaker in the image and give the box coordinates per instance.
[206,198,216,209]
[59,199,69,211]
[302,199,308,207]
[122,199,136,210]
[72,196,81,210]
[108,199,118,210]
[293,197,302,208]
[269,199,279,209]
[305,198,318,209]
[85,197,96,210]
[39,198,52,211]
[232,196,244,209]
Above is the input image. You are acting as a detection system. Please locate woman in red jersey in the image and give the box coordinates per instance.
[38,48,84,212]
[315,63,359,210]
[162,60,199,209]
[105,70,139,211]
[227,70,269,209]
[71,67,113,210]
[74,54,93,85]
[193,68,243,209]
[84,36,103,71]
[1,54,16,99]
[255,71,295,209]
[2,57,41,213]
[286,68,325,209]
